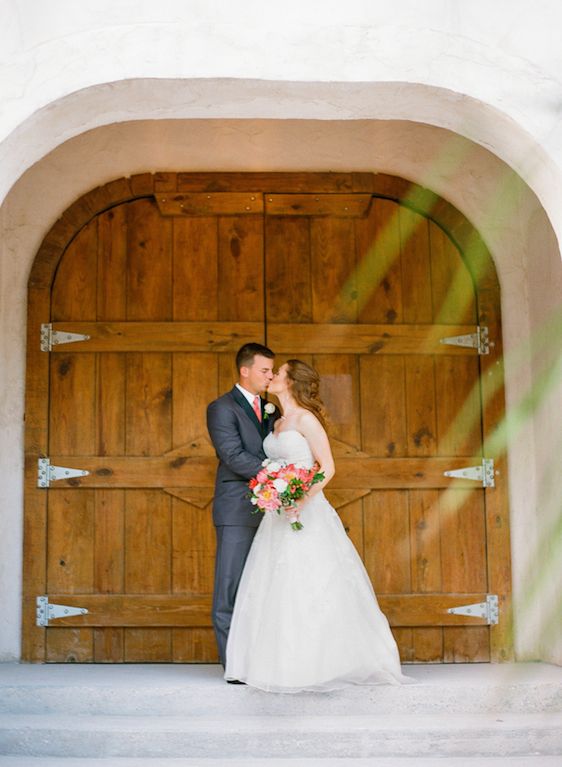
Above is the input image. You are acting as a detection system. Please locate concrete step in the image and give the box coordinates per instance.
[1,663,561,716]
[0,663,560,761]
[2,760,562,767]
[0,712,560,759]
[1,759,562,767]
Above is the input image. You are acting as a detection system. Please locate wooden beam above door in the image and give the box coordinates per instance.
[155,192,263,216]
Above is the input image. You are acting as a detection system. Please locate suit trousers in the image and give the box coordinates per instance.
[212,524,257,667]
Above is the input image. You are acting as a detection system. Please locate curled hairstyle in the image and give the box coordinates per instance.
[286,359,330,430]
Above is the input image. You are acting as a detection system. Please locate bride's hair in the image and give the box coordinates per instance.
[286,360,330,430]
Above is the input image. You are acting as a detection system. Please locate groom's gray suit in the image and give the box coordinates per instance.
[207,386,277,666]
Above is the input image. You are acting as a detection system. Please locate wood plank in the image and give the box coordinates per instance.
[429,220,477,325]
[172,629,219,662]
[93,490,125,660]
[23,284,54,660]
[311,218,357,323]
[383,594,493,627]
[218,216,264,322]
[478,286,513,661]
[172,353,218,449]
[172,218,218,321]
[124,491,172,593]
[392,628,414,662]
[46,629,94,663]
[405,357,437,457]
[47,490,95,593]
[97,354,125,456]
[45,321,480,355]
[435,356,483,456]
[94,628,124,662]
[48,354,97,455]
[439,489,488,593]
[314,354,360,448]
[35,593,495,627]
[364,491,411,593]
[360,356,407,457]
[176,172,356,193]
[265,216,312,322]
[125,353,172,457]
[51,218,98,321]
[157,192,263,216]
[42,455,491,489]
[218,352,240,399]
[48,321,263,352]
[124,629,172,662]
[409,490,442,593]
[265,193,372,217]
[126,199,172,321]
[97,206,127,321]
[356,197,403,324]
[412,628,444,662]
[94,491,125,593]
[172,497,215,594]
[399,207,433,324]
[271,323,478,355]
[443,626,490,662]
[124,198,174,662]
[45,453,486,490]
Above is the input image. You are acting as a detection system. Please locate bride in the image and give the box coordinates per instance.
[224,359,411,692]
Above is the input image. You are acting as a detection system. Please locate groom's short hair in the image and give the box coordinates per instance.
[236,342,275,371]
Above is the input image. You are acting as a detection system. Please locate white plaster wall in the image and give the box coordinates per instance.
[0,0,561,663]
[0,118,559,663]
[2,1,562,231]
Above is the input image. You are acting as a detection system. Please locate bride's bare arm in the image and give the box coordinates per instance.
[295,411,335,503]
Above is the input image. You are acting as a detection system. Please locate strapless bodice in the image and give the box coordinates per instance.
[263,429,315,469]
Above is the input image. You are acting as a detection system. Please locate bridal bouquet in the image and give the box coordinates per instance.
[248,459,325,531]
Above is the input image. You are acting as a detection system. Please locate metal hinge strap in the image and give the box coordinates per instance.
[444,458,495,488]
[440,326,490,355]
[37,458,89,488]
[41,323,90,352]
[447,594,499,624]
[36,596,89,626]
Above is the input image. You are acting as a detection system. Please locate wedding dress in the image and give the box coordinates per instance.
[225,429,412,692]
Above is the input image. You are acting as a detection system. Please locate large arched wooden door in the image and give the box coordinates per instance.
[23,173,512,663]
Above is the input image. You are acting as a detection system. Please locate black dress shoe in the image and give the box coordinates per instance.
[227,679,246,685]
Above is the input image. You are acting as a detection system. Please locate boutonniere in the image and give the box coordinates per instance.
[263,402,276,420]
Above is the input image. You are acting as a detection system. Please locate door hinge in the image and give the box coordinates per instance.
[36,596,89,626]
[40,323,90,352]
[440,326,490,355]
[447,594,499,625]
[37,458,90,488]
[444,458,495,488]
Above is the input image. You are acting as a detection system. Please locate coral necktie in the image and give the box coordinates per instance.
[252,395,262,422]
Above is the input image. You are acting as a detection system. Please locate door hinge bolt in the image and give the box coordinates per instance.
[440,326,490,355]
[41,323,90,352]
[36,596,88,626]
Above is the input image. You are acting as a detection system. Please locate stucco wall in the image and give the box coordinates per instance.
[0,0,561,663]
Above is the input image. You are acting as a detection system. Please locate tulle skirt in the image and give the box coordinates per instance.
[225,492,412,693]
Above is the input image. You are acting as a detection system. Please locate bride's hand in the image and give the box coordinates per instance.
[284,503,302,523]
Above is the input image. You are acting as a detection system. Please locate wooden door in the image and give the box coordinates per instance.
[23,173,512,663]
[26,192,264,661]
[264,192,511,663]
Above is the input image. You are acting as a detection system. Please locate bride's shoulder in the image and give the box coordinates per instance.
[295,409,325,435]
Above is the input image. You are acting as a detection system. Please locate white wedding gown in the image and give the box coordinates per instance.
[225,429,412,693]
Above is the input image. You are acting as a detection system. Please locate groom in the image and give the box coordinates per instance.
[206,342,277,670]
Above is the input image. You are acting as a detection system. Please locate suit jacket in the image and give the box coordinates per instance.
[206,387,278,527]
